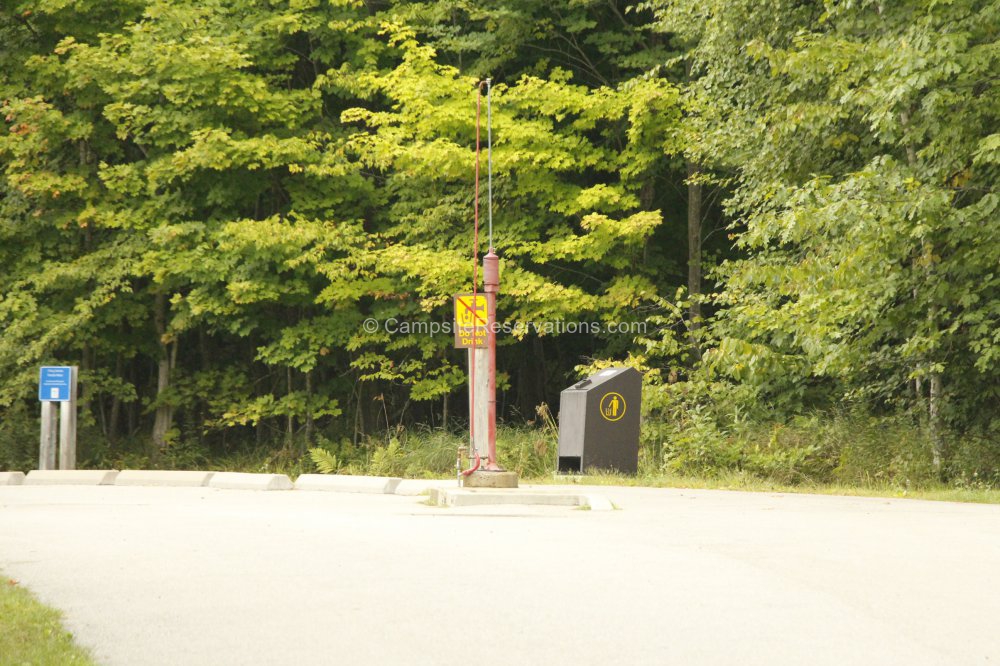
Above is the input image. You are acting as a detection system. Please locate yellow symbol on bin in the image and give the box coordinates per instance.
[599,392,626,422]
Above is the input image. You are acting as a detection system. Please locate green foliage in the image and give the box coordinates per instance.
[667,0,1000,430]
[309,447,341,474]
[0,0,996,483]
[307,425,557,479]
[0,0,683,460]
[659,405,741,476]
[369,437,406,477]
[640,372,997,487]
[395,429,461,477]
[0,403,37,472]
[497,426,558,478]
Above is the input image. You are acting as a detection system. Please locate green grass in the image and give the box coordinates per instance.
[535,469,1000,505]
[0,576,96,666]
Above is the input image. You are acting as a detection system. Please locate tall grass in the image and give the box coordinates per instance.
[5,392,996,500]
[643,409,1000,489]
[305,423,558,479]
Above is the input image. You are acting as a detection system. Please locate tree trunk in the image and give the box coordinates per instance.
[396,398,411,428]
[151,292,174,448]
[929,373,943,478]
[304,369,314,453]
[533,336,547,411]
[285,366,295,449]
[81,344,97,432]
[687,160,703,356]
[640,180,654,267]
[127,357,138,436]
[109,352,122,446]
[912,290,923,407]
[900,110,943,470]
[353,380,364,446]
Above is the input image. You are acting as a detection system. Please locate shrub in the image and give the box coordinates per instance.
[0,403,36,471]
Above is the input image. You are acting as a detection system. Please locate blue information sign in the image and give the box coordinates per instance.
[39,366,73,402]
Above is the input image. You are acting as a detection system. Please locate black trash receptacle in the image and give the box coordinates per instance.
[557,367,641,474]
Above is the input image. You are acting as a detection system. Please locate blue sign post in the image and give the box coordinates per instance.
[39,366,73,402]
[38,366,77,470]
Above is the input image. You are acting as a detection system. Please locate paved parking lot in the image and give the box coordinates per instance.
[2,483,998,665]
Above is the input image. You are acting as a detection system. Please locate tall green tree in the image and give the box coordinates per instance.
[671,0,1000,470]
[0,0,685,459]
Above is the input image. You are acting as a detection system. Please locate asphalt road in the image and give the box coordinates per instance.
[1,483,998,665]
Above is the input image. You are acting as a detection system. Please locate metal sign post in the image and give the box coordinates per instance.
[39,401,57,470]
[38,366,77,471]
[467,348,488,460]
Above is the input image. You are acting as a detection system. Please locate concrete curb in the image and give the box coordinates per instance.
[3,471,612,508]
[393,479,449,496]
[208,472,292,491]
[294,474,401,494]
[0,471,25,485]
[581,494,615,511]
[25,470,119,486]
[428,487,614,511]
[115,470,215,487]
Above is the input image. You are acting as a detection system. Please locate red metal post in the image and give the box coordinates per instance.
[483,249,501,470]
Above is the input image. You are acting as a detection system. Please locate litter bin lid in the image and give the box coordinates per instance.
[562,367,639,392]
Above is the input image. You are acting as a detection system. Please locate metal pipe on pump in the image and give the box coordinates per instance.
[461,79,488,478]
[461,79,505,479]
[482,79,502,471]
[483,247,500,470]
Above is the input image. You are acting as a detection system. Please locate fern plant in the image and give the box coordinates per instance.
[369,438,406,476]
[309,448,341,474]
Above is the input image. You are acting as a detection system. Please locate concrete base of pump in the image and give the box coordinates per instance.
[428,487,613,510]
[463,470,518,489]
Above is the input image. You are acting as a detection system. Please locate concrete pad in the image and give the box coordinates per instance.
[114,470,215,487]
[0,471,25,485]
[463,470,518,488]
[429,487,612,510]
[294,474,401,494]
[4,485,1000,666]
[24,470,118,486]
[208,472,292,491]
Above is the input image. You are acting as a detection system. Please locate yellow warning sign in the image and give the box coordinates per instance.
[454,293,488,349]
[599,392,626,422]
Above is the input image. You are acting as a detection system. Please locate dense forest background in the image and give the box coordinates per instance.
[1,0,997,485]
